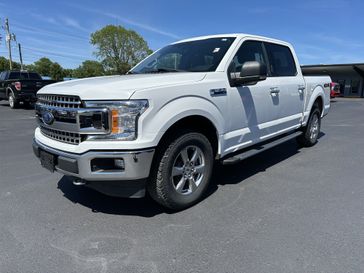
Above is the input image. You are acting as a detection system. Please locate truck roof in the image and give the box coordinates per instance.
[173,33,292,47]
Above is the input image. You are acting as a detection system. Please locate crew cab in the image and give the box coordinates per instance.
[32,34,330,210]
[0,70,56,108]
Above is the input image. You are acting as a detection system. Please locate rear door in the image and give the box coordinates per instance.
[263,42,305,131]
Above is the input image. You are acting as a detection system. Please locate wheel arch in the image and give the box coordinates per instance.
[303,86,325,126]
[140,96,225,157]
[313,95,324,115]
[6,87,14,98]
[157,115,219,158]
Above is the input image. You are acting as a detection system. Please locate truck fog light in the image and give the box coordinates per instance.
[114,159,125,170]
[91,158,125,172]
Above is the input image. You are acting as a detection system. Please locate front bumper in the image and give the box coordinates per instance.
[32,138,155,181]
[15,92,37,101]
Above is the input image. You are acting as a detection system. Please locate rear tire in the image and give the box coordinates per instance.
[297,105,321,147]
[148,132,214,210]
[8,93,19,109]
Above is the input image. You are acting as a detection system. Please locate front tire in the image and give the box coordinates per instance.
[148,132,214,210]
[8,93,19,109]
[298,105,321,147]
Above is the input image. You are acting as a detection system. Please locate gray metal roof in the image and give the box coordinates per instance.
[301,63,364,77]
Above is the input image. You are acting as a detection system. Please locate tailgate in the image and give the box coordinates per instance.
[19,80,53,93]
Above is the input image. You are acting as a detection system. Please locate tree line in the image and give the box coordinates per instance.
[0,25,152,80]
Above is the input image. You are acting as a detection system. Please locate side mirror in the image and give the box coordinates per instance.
[231,61,267,86]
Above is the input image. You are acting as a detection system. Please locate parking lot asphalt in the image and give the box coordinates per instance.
[1,98,364,273]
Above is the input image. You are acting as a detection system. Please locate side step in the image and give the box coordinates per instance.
[222,131,302,165]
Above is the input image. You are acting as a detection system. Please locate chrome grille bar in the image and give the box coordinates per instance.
[39,125,82,144]
[36,94,110,145]
[37,94,82,108]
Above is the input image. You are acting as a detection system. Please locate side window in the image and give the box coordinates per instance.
[157,53,182,70]
[8,72,20,80]
[0,72,4,81]
[230,40,267,73]
[264,43,297,76]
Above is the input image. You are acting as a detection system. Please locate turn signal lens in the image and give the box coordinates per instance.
[112,109,123,134]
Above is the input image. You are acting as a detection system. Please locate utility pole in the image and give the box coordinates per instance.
[18,43,24,70]
[4,18,13,70]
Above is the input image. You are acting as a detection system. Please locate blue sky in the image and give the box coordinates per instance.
[0,0,363,68]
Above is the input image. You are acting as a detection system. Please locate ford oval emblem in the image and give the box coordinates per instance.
[42,111,54,125]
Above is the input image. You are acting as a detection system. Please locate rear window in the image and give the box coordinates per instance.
[8,72,42,80]
[28,73,42,80]
[8,72,20,80]
[265,43,297,77]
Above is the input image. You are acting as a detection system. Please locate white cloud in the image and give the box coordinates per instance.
[60,17,90,33]
[12,22,89,42]
[67,4,180,40]
[313,34,364,49]
[29,13,57,25]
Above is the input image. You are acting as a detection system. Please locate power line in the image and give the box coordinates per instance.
[21,46,91,60]
[11,22,90,43]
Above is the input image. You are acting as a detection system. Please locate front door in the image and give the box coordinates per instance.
[224,40,281,154]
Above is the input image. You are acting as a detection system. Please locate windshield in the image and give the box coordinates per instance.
[130,37,236,74]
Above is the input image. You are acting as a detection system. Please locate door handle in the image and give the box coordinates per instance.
[270,87,280,94]
[298,85,305,94]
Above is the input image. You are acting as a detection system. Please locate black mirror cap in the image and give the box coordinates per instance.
[231,61,267,86]
[240,61,267,78]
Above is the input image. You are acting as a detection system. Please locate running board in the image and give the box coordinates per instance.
[222,131,302,165]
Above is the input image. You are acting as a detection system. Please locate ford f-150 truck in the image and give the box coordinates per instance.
[0,70,56,108]
[32,34,330,210]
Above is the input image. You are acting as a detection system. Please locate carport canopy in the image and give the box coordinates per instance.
[302,63,364,78]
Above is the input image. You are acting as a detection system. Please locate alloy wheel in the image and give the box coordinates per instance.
[9,95,14,108]
[310,114,319,141]
[171,145,205,195]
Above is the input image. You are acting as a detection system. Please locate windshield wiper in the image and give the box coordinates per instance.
[144,68,186,73]
[126,71,139,75]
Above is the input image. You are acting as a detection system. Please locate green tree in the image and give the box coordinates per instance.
[25,63,36,72]
[0,57,10,71]
[0,57,21,71]
[73,60,105,78]
[49,62,64,80]
[62,68,74,78]
[90,25,152,74]
[33,57,53,76]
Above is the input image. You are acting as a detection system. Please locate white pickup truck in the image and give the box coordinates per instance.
[33,34,330,210]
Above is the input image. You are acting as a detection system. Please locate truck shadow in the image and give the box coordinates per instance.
[57,133,325,217]
[0,102,35,110]
[57,177,166,217]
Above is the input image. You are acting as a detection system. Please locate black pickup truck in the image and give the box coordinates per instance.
[0,70,57,109]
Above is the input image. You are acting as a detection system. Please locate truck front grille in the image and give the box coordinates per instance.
[37,94,82,108]
[37,94,83,145]
[39,125,83,144]
[36,94,109,145]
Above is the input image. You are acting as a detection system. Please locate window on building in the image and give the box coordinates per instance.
[351,80,360,94]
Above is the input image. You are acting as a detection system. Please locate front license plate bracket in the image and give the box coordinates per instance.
[40,150,55,172]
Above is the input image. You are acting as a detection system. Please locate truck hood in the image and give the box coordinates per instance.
[38,73,206,100]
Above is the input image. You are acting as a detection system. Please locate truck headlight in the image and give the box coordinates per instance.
[84,100,148,140]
